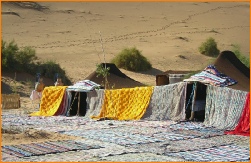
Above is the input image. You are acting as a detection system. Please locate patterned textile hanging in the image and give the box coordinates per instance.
[91,87,153,120]
[30,86,68,116]
[85,89,105,119]
[204,85,248,130]
[225,93,250,136]
[184,65,237,87]
[142,82,187,121]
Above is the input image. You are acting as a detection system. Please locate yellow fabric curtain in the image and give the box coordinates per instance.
[92,86,153,120]
[30,86,67,116]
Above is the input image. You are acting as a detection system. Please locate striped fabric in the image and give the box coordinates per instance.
[1,140,103,158]
[183,65,237,87]
[204,85,248,130]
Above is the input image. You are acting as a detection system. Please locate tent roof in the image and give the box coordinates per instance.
[85,63,145,89]
[213,51,250,92]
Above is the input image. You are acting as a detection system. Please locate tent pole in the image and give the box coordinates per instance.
[77,92,80,116]
[189,82,197,121]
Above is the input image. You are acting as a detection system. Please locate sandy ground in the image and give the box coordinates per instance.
[1,1,250,148]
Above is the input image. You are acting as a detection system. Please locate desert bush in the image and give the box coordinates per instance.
[198,37,220,57]
[27,60,72,85]
[16,46,37,65]
[231,44,250,68]
[2,40,37,71]
[2,40,19,70]
[42,60,71,85]
[112,47,152,71]
[2,40,72,85]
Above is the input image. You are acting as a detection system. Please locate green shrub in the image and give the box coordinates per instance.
[27,60,72,85]
[16,46,37,65]
[198,37,220,57]
[2,40,37,71]
[111,47,152,71]
[96,63,110,78]
[1,40,72,85]
[231,44,250,68]
[2,40,19,70]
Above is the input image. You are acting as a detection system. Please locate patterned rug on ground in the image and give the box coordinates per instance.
[164,137,231,153]
[170,121,211,130]
[62,129,163,146]
[165,144,250,162]
[1,140,103,158]
[61,122,224,146]
[170,121,224,138]
[129,137,231,155]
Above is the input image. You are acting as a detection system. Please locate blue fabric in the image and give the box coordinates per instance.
[184,65,237,87]
[204,65,237,87]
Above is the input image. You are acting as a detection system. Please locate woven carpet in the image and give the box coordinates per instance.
[164,137,231,153]
[127,120,177,128]
[170,121,206,130]
[207,134,250,148]
[62,129,162,146]
[2,114,91,132]
[165,144,250,162]
[110,126,169,136]
[128,142,167,154]
[1,140,103,158]
[130,137,231,155]
[170,121,224,138]
[153,132,198,141]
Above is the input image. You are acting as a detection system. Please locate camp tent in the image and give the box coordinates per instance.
[85,63,145,89]
[31,51,249,130]
[44,61,146,117]
[213,50,249,92]
[182,50,250,128]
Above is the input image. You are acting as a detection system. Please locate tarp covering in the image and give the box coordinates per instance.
[30,86,67,116]
[225,93,250,136]
[92,87,153,120]
[203,85,248,130]
[142,82,187,121]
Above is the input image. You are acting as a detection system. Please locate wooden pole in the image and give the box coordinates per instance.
[190,82,197,120]
[77,92,80,116]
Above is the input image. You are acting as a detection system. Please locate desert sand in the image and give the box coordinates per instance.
[1,1,250,150]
